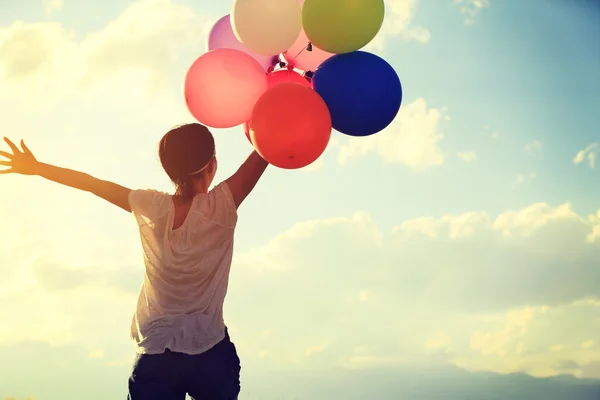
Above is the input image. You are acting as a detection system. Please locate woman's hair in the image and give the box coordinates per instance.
[159,123,216,199]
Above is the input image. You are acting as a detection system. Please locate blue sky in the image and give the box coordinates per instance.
[0,0,599,399]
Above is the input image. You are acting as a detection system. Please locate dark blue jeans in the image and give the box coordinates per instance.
[127,328,241,400]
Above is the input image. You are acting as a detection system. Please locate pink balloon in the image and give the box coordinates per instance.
[185,48,268,129]
[267,69,311,89]
[284,1,333,72]
[207,14,277,71]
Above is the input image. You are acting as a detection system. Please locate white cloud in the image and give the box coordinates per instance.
[1,201,600,380]
[237,202,600,314]
[44,0,64,14]
[453,0,491,25]
[226,202,600,377]
[425,331,452,351]
[525,140,543,156]
[337,98,446,170]
[512,172,537,189]
[574,143,599,169]
[470,307,540,357]
[457,151,477,163]
[0,0,210,184]
[79,0,208,90]
[0,21,74,82]
[366,0,431,52]
[0,0,209,107]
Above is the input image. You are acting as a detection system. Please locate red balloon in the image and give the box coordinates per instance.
[267,68,311,89]
[242,121,252,143]
[243,69,310,145]
[249,82,332,169]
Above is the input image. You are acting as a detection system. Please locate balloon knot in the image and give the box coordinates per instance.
[304,70,314,79]
[307,42,313,52]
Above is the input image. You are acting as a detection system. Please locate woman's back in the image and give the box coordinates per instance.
[128,182,238,355]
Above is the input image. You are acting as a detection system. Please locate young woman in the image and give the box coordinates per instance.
[0,123,269,399]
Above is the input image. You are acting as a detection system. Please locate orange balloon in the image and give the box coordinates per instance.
[249,82,332,169]
[267,68,311,89]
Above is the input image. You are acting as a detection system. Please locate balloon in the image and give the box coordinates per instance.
[284,0,333,71]
[231,0,302,56]
[242,69,311,143]
[243,121,252,143]
[267,69,311,89]
[302,0,385,54]
[284,23,333,72]
[313,51,402,137]
[185,48,268,129]
[249,83,332,169]
[207,14,277,71]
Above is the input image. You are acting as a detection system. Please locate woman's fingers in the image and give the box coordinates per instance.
[20,140,31,154]
[3,137,19,154]
[0,150,12,159]
[0,160,11,166]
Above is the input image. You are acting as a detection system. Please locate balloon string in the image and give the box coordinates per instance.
[289,42,312,62]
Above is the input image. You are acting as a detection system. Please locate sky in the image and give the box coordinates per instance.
[0,0,599,399]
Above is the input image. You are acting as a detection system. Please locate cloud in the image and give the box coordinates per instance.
[512,172,537,189]
[44,0,64,14]
[0,0,210,185]
[453,0,491,25]
[469,307,538,357]
[525,140,543,156]
[31,258,141,293]
[0,21,73,82]
[0,0,209,104]
[367,0,431,52]
[2,203,600,381]
[214,202,600,379]
[457,151,477,163]
[235,202,600,314]
[574,143,599,169]
[79,0,208,90]
[555,360,600,379]
[337,98,446,170]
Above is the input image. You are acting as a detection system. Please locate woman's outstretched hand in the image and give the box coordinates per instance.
[0,137,40,175]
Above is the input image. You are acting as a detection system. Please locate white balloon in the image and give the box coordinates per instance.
[232,0,302,56]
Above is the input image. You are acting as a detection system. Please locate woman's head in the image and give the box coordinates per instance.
[159,123,217,199]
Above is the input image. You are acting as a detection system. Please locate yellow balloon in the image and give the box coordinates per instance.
[232,0,302,56]
[302,0,385,54]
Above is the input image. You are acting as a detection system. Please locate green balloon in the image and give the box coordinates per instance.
[302,0,385,54]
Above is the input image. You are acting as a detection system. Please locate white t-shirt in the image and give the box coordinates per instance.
[128,181,237,355]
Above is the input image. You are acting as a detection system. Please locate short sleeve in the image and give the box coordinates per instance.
[128,189,170,221]
[201,182,238,229]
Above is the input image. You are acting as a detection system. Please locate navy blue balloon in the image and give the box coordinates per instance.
[312,51,402,137]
